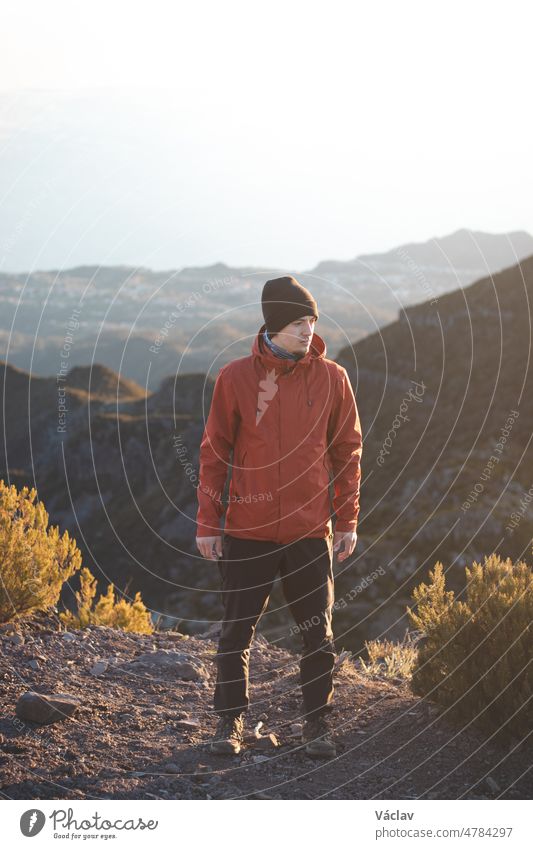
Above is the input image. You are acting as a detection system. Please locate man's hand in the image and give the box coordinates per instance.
[333,530,357,562]
[196,535,222,560]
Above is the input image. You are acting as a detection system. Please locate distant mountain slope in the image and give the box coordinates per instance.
[1,252,532,650]
[356,228,533,270]
[332,252,533,641]
[1,229,532,389]
[65,365,146,400]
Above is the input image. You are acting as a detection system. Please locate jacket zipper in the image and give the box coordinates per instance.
[277,369,283,542]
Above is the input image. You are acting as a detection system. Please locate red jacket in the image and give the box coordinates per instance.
[196,324,362,544]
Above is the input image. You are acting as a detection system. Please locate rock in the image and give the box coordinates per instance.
[163,762,182,774]
[16,691,80,725]
[7,633,24,646]
[2,742,27,754]
[218,783,241,798]
[485,776,501,794]
[61,632,77,642]
[162,631,189,641]
[244,719,264,743]
[90,661,108,676]
[198,622,222,639]
[290,723,303,736]
[28,659,40,670]
[254,733,279,751]
[252,755,269,763]
[175,720,200,731]
[128,650,208,681]
[244,731,262,744]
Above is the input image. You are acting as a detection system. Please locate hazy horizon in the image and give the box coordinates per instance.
[1,1,531,274]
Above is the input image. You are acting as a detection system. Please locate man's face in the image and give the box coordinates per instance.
[271,314,317,355]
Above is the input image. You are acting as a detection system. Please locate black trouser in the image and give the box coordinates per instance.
[214,532,336,721]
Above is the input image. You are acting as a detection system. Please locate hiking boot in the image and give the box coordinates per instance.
[209,714,244,755]
[302,714,337,758]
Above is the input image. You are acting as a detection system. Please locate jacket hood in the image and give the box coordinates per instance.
[252,323,327,372]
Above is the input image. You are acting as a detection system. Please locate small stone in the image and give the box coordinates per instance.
[485,776,501,794]
[199,622,222,638]
[28,659,40,670]
[2,742,27,754]
[7,633,25,646]
[90,661,108,676]
[128,650,208,681]
[16,691,80,725]
[163,762,182,774]
[254,733,279,751]
[290,723,303,735]
[176,720,200,730]
[252,755,269,763]
[61,632,77,642]
[244,730,263,744]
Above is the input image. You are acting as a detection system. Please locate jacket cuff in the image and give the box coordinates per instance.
[196,519,222,538]
[334,519,358,533]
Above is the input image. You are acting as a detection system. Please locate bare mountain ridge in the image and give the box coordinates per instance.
[333,251,533,642]
[1,229,532,389]
[358,228,533,270]
[1,251,533,651]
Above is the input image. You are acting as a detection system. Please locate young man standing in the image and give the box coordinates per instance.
[196,275,362,758]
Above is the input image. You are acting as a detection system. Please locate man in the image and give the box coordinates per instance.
[196,275,362,758]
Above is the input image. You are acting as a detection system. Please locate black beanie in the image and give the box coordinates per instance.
[261,276,319,334]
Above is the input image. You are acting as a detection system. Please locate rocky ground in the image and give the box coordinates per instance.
[0,612,531,801]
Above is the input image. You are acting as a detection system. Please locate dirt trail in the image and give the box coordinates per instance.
[0,615,531,800]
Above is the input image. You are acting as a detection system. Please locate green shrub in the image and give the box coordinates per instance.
[0,480,82,622]
[0,479,153,635]
[60,566,154,634]
[359,629,418,679]
[407,553,532,738]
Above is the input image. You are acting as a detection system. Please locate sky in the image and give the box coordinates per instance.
[0,0,531,274]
